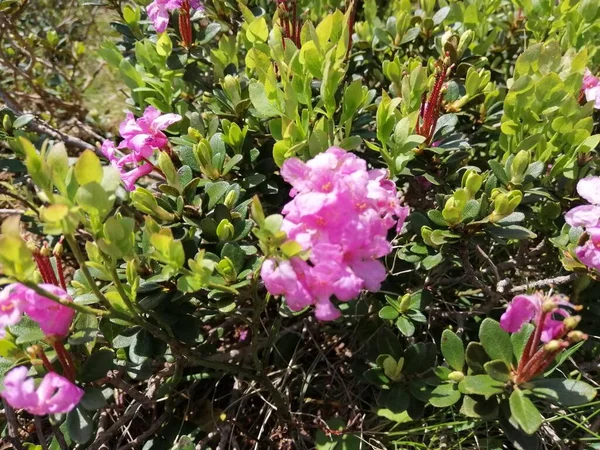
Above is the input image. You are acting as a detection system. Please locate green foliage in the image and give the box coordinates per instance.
[1,0,599,448]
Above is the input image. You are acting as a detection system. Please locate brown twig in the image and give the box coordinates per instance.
[3,400,24,450]
[35,415,49,450]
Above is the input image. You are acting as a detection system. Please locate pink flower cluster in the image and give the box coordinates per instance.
[500,292,575,342]
[582,69,600,109]
[1,366,83,415]
[565,176,600,271]
[147,0,203,33]
[261,147,409,321]
[102,106,181,191]
[0,284,74,338]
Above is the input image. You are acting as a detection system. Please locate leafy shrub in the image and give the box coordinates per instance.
[0,0,599,448]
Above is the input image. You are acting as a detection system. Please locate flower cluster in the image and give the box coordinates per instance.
[0,242,82,416]
[261,147,409,321]
[147,0,203,34]
[1,366,83,416]
[565,176,600,271]
[500,292,577,343]
[0,283,74,338]
[501,292,584,384]
[102,106,182,191]
[582,69,600,109]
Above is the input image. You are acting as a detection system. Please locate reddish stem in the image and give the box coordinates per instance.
[53,341,75,382]
[39,348,54,373]
[526,311,547,362]
[179,0,193,49]
[55,254,67,290]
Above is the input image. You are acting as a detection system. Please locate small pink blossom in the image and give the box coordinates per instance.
[0,284,26,337]
[1,366,83,415]
[261,147,409,321]
[565,176,600,270]
[582,69,600,109]
[0,284,75,337]
[500,293,575,342]
[147,0,203,33]
[118,107,182,161]
[102,106,181,191]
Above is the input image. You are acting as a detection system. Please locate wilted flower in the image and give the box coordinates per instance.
[147,0,203,33]
[565,176,600,271]
[1,366,83,415]
[261,147,409,321]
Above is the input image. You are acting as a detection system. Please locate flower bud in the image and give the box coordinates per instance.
[457,30,474,57]
[223,75,241,105]
[421,226,436,247]
[27,345,42,359]
[563,315,581,330]
[53,240,64,257]
[542,299,558,313]
[567,331,588,343]
[463,170,483,197]
[224,190,237,209]
[216,219,235,242]
[510,150,530,184]
[507,190,523,211]
[544,340,562,352]
[398,293,412,313]
[40,243,52,257]
[448,371,465,382]
[2,114,12,130]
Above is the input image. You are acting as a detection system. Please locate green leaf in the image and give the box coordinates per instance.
[80,387,107,411]
[379,306,399,320]
[383,384,410,413]
[441,329,465,371]
[429,383,461,407]
[458,374,504,398]
[79,349,115,382]
[509,389,542,435]
[66,406,94,444]
[484,360,511,382]
[13,113,35,129]
[248,81,281,118]
[76,182,114,218]
[396,316,415,337]
[511,323,534,361]
[489,160,509,185]
[156,32,173,57]
[531,379,597,406]
[74,150,103,186]
[460,395,498,419]
[479,319,513,365]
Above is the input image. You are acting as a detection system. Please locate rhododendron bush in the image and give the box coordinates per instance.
[0,0,599,448]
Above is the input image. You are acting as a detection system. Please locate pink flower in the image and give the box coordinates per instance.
[147,0,203,33]
[0,284,75,337]
[102,107,181,191]
[118,107,182,161]
[120,163,155,191]
[21,284,75,337]
[565,176,600,270]
[0,284,26,337]
[576,228,600,271]
[582,69,600,109]
[500,293,575,342]
[1,366,83,415]
[262,147,409,321]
